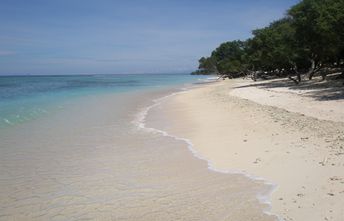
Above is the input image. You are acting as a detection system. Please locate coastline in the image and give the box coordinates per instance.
[0,79,277,220]
[139,83,280,220]
[146,78,344,221]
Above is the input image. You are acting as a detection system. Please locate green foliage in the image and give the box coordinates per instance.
[289,0,344,63]
[211,40,247,75]
[194,0,344,81]
[249,18,297,71]
[198,57,217,73]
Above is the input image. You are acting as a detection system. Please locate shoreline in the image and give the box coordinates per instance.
[2,82,277,220]
[138,86,280,220]
[146,78,344,221]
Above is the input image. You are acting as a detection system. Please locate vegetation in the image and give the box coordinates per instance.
[193,0,344,84]
[191,57,217,75]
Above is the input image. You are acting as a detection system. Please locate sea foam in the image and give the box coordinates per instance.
[133,85,282,221]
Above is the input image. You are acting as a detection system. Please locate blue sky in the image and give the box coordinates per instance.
[0,0,299,75]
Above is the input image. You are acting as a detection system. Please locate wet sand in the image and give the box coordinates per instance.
[0,88,276,220]
[149,79,344,221]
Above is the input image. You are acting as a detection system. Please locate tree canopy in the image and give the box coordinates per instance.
[194,0,344,83]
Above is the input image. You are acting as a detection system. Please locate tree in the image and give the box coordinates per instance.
[288,0,344,79]
[211,40,247,77]
[193,0,344,84]
[247,18,309,82]
[198,57,217,74]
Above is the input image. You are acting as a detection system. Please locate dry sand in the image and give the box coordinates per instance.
[153,78,344,221]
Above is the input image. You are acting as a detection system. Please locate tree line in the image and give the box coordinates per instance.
[192,0,344,84]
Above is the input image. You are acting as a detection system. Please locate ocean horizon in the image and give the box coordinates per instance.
[2,0,343,219]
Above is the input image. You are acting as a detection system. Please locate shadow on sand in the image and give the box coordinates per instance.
[233,74,344,101]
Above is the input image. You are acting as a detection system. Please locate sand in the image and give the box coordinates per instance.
[152,78,344,221]
[0,89,276,221]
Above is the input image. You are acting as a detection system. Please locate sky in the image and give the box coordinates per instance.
[0,0,300,75]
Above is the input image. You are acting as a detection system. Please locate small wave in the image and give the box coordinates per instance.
[207,76,219,80]
[194,78,219,85]
[3,118,13,125]
[197,76,218,82]
[132,86,282,221]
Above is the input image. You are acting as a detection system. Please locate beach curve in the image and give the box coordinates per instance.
[144,78,344,221]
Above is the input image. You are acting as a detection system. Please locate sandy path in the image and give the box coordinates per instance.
[155,79,344,221]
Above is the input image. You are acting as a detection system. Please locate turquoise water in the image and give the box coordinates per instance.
[0,74,275,221]
[0,74,274,221]
[0,74,207,128]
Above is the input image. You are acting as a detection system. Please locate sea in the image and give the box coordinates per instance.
[0,74,277,220]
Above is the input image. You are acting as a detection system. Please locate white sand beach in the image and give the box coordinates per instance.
[149,78,344,221]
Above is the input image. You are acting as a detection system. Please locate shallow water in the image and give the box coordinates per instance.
[0,75,277,220]
[0,74,202,128]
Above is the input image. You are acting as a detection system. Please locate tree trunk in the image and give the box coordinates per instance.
[252,71,257,81]
[288,63,301,84]
[308,59,316,80]
[288,76,299,84]
[297,72,301,82]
